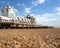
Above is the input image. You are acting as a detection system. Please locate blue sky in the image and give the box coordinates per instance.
[0,0,60,28]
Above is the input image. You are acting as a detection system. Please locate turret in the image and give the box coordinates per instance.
[2,6,16,19]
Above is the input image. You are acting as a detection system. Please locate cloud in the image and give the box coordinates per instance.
[14,8,21,16]
[25,8,31,13]
[38,0,46,4]
[37,13,60,22]
[32,0,46,6]
[15,9,18,13]
[35,13,60,27]
[30,7,60,28]
[30,12,60,28]
[55,7,60,12]
[17,3,26,7]
[32,1,38,6]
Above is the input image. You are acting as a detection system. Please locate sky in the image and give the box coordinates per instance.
[0,0,60,28]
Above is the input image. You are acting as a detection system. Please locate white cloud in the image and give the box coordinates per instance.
[30,12,60,28]
[38,0,45,4]
[55,7,60,12]
[17,3,26,7]
[32,0,46,6]
[32,1,38,6]
[15,9,18,12]
[25,8,31,13]
[30,7,60,28]
[14,9,21,16]
[37,13,60,22]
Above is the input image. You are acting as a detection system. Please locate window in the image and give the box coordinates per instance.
[2,10,4,13]
[22,18,23,21]
[9,13,14,18]
[6,9,8,12]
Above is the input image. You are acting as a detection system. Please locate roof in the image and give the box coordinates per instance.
[0,16,11,20]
